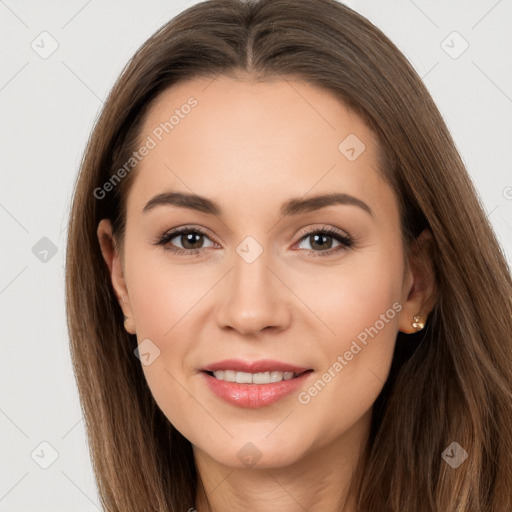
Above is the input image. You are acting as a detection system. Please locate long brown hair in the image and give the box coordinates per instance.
[65,0,512,510]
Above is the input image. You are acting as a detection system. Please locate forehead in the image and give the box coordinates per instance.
[126,75,395,222]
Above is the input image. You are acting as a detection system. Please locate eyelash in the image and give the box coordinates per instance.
[154,224,354,258]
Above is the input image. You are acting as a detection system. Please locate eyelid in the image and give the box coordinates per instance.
[154,224,218,247]
[292,225,354,256]
[295,224,351,241]
[158,224,350,242]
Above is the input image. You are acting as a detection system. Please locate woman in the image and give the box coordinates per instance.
[65,0,512,510]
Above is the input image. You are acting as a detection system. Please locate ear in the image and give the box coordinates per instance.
[97,219,136,334]
[398,229,437,334]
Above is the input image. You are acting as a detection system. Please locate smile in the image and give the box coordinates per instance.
[201,369,314,408]
[206,370,306,384]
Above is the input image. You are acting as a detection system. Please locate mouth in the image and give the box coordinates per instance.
[198,360,315,408]
[200,369,314,408]
[199,370,313,409]
[202,369,313,384]
[200,358,312,375]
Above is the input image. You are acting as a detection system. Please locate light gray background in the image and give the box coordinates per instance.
[1,0,511,510]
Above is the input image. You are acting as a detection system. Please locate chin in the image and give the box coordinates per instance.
[195,434,309,470]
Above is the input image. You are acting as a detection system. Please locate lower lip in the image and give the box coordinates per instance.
[201,371,313,408]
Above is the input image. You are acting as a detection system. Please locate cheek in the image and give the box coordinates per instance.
[126,247,212,338]
[291,249,404,438]
[124,250,214,427]
[126,257,204,437]
[293,245,404,343]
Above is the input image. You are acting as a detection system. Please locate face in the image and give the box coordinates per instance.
[98,75,424,470]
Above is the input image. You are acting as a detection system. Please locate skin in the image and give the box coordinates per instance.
[97,75,436,512]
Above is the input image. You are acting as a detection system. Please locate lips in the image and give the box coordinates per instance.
[201,369,313,408]
[200,358,312,374]
[199,359,314,408]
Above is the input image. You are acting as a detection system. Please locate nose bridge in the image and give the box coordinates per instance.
[217,236,290,334]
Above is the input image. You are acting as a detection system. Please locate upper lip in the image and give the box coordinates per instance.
[200,359,312,374]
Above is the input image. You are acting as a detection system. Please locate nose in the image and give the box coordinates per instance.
[216,247,292,336]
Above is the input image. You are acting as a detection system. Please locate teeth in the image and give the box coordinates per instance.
[212,370,298,384]
[235,371,252,384]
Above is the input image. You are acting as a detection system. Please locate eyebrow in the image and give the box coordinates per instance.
[142,191,373,218]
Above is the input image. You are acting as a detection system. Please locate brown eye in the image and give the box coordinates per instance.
[295,227,353,256]
[177,232,206,250]
[306,233,336,251]
[155,227,216,254]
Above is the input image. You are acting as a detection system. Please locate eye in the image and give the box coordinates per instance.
[154,224,354,257]
[294,226,353,256]
[154,226,216,255]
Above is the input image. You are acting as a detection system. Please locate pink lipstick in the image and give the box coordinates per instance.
[199,359,314,408]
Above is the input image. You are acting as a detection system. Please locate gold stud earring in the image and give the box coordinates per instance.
[412,315,425,331]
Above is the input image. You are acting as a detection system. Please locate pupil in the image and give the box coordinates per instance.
[311,234,332,250]
[183,233,203,249]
